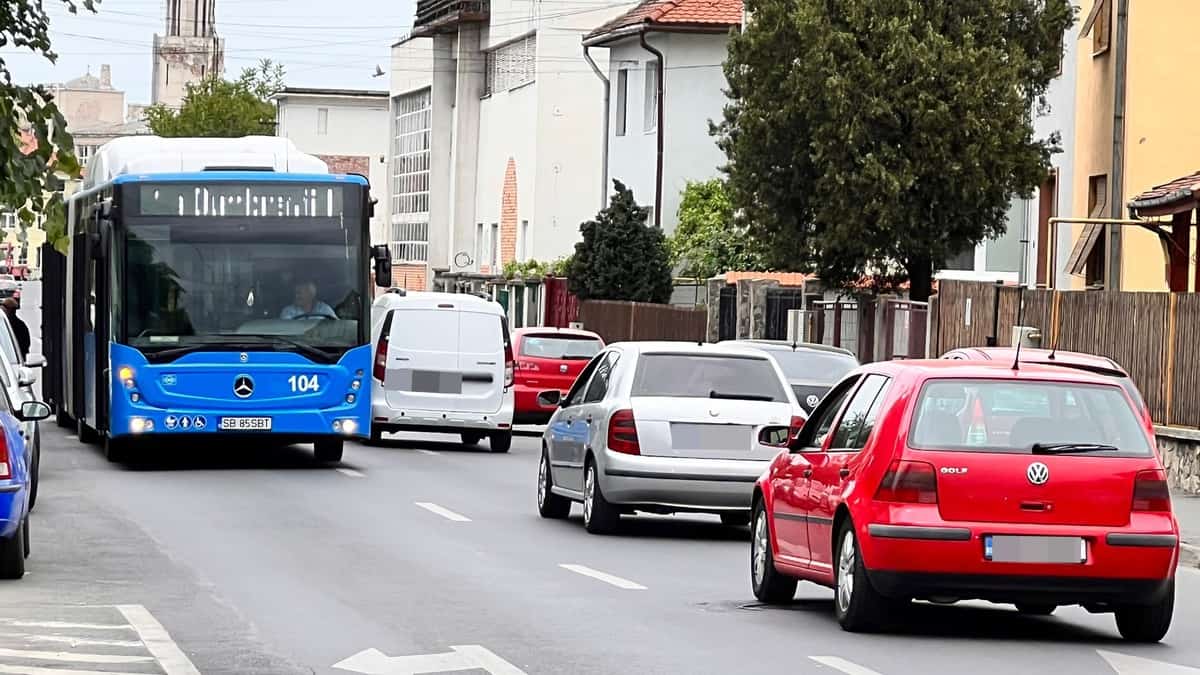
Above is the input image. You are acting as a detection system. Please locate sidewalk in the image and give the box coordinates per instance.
[1173,489,1200,568]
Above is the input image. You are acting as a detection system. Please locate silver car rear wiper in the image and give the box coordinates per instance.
[1031,443,1119,455]
[709,390,775,402]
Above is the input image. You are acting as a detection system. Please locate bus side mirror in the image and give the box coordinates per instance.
[372,245,392,288]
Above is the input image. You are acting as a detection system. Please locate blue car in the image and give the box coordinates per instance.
[0,396,51,579]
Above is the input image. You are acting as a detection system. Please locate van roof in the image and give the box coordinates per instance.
[372,290,505,313]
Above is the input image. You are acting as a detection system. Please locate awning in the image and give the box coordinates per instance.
[1065,223,1104,276]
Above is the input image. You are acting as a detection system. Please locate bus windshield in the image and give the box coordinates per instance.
[123,216,363,351]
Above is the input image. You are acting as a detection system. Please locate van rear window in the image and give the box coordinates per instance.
[632,354,787,402]
[909,379,1153,456]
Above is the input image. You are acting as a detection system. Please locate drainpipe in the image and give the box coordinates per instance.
[583,45,610,212]
[1108,0,1130,291]
[640,31,665,228]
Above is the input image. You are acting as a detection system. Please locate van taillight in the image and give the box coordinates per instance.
[373,312,393,382]
[504,343,515,388]
[1132,469,1172,512]
[608,409,640,455]
[875,460,938,504]
[0,432,9,479]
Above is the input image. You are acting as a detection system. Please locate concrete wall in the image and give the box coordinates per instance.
[1157,427,1200,494]
[55,87,126,130]
[152,35,223,107]
[477,81,538,270]
[276,94,389,243]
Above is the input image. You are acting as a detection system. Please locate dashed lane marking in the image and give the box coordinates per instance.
[336,468,366,478]
[558,564,647,590]
[809,656,886,675]
[0,620,132,632]
[416,449,440,456]
[414,502,471,522]
[0,666,150,675]
[116,605,202,675]
[7,633,145,649]
[0,647,153,664]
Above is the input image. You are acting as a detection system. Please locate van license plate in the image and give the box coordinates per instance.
[219,417,272,431]
[985,535,1085,563]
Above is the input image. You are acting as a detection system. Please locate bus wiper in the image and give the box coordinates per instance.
[213,333,336,363]
[1031,443,1119,455]
[709,390,775,402]
[142,336,265,361]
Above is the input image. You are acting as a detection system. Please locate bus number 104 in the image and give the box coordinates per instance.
[288,374,320,393]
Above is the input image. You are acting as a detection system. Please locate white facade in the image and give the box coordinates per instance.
[936,31,1078,288]
[389,0,631,287]
[273,89,391,244]
[602,32,732,234]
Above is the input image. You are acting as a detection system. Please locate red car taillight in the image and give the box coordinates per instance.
[0,432,10,479]
[504,343,515,388]
[607,409,640,455]
[1132,469,1172,512]
[875,460,938,504]
[788,415,805,441]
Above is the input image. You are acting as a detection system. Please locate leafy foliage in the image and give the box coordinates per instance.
[567,181,673,304]
[714,0,1074,299]
[146,60,285,138]
[669,179,763,279]
[502,256,575,279]
[1,0,94,253]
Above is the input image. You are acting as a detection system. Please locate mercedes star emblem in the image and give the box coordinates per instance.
[233,375,255,399]
[1026,461,1050,486]
[239,352,249,363]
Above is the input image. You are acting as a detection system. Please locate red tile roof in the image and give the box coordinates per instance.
[1128,170,1200,214]
[586,0,742,43]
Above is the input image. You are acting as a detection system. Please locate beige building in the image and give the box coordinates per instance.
[152,0,224,107]
[49,64,151,175]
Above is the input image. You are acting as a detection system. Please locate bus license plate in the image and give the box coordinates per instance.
[219,417,272,431]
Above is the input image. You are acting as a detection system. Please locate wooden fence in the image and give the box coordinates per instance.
[578,300,708,343]
[932,280,1196,427]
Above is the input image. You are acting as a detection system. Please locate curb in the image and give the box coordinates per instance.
[1181,542,1200,570]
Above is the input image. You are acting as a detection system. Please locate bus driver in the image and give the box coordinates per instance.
[280,280,338,320]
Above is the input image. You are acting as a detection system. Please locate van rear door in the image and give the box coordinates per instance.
[383,307,461,412]
[456,310,505,414]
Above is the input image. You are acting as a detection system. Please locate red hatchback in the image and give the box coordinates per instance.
[750,360,1179,642]
[511,328,604,424]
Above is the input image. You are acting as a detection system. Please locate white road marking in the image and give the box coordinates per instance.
[116,604,202,675]
[1098,650,1200,674]
[0,666,148,675]
[558,564,647,590]
[810,656,885,675]
[1180,565,1200,576]
[336,468,366,478]
[414,502,471,522]
[6,633,144,648]
[0,620,132,631]
[417,449,440,456]
[333,645,527,674]
[0,647,152,664]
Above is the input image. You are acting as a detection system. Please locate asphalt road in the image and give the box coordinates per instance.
[3,282,1200,675]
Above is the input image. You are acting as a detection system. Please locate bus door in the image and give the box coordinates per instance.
[90,205,114,434]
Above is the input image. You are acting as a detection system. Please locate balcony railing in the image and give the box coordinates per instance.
[413,0,488,34]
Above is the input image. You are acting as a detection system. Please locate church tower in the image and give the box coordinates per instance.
[151,0,224,108]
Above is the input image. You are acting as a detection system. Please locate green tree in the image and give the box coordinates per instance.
[714,0,1074,300]
[567,181,673,304]
[1,0,93,253]
[146,59,285,138]
[670,179,763,279]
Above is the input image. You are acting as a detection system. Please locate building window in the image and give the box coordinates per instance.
[520,220,529,260]
[644,60,659,133]
[317,108,329,135]
[389,88,432,262]
[475,223,484,268]
[491,223,500,269]
[1081,0,1111,57]
[482,35,536,98]
[1066,174,1107,284]
[615,68,628,137]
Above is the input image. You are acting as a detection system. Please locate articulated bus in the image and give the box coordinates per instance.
[43,136,392,462]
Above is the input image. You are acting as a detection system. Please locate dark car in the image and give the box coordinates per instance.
[720,340,859,416]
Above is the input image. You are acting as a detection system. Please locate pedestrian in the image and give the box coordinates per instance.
[2,298,30,361]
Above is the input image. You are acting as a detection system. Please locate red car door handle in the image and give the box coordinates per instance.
[802,469,813,478]
[839,468,851,479]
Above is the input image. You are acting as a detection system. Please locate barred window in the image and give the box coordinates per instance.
[482,34,536,97]
[390,88,432,218]
[391,221,429,263]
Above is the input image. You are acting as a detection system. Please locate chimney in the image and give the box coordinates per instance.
[100,64,112,88]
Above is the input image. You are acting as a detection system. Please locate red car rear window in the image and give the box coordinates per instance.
[519,335,602,360]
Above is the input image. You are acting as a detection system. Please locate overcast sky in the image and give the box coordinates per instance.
[4,0,414,104]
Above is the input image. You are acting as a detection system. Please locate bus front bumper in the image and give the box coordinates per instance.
[109,408,368,439]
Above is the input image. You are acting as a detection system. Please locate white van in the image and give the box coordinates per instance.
[369,290,515,451]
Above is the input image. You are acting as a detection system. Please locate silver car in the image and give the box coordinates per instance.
[536,342,804,534]
[719,340,859,416]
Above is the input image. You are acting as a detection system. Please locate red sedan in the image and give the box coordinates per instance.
[750,360,1179,642]
[511,328,604,424]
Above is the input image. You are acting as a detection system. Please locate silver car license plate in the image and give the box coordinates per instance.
[985,535,1086,563]
[219,416,272,431]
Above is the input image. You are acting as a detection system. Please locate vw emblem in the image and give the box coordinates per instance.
[239,352,249,363]
[806,395,821,409]
[233,375,255,399]
[560,364,569,374]
[1026,462,1050,486]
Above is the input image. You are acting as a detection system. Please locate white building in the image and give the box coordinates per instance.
[937,30,1078,288]
[272,88,391,246]
[582,0,742,233]
[388,0,634,290]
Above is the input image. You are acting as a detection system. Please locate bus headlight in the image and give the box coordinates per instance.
[118,366,134,381]
[130,417,153,434]
[351,380,362,391]
[130,391,141,403]
[345,393,356,404]
[334,419,358,435]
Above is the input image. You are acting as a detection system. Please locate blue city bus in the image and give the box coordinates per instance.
[45,137,392,462]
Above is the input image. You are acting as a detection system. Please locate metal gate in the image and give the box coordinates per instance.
[764,287,811,340]
[717,285,737,340]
